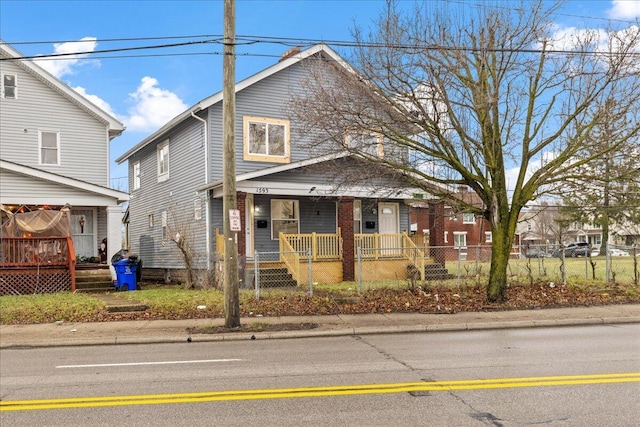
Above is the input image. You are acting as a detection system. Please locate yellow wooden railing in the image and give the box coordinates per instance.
[281,228,342,261]
[278,233,302,284]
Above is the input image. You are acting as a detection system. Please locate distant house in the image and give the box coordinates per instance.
[116,44,445,285]
[0,41,128,263]
[411,187,496,260]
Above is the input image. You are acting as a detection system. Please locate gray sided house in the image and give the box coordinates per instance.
[117,44,442,285]
[0,41,128,263]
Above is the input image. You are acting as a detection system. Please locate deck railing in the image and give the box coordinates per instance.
[281,229,342,261]
[0,236,77,292]
[278,234,302,284]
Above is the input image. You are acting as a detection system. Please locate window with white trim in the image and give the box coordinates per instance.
[3,74,17,99]
[271,199,299,239]
[157,140,169,182]
[194,198,202,221]
[243,116,290,163]
[444,231,448,243]
[353,200,362,234]
[39,131,59,165]
[485,231,492,243]
[133,161,141,190]
[462,212,475,224]
[453,231,467,248]
[161,211,168,241]
[344,131,383,158]
[148,214,154,228]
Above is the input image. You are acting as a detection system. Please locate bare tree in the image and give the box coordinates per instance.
[166,202,202,289]
[291,0,640,302]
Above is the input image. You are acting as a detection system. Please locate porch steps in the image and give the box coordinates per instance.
[423,263,454,281]
[252,267,298,288]
[75,267,114,293]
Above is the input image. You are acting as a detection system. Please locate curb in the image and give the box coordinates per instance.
[2,316,638,349]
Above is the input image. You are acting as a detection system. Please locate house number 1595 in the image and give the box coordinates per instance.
[256,187,269,194]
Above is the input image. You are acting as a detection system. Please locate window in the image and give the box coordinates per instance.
[271,199,299,239]
[453,232,467,248]
[194,198,202,221]
[345,131,383,158]
[148,214,154,228]
[485,231,492,243]
[39,131,59,165]
[444,231,448,243]
[243,116,290,163]
[353,200,362,234]
[463,213,475,224]
[161,211,168,241]
[3,74,16,99]
[133,162,141,190]
[157,140,169,182]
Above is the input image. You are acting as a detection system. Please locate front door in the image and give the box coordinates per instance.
[378,202,400,254]
[71,209,95,259]
[378,202,399,234]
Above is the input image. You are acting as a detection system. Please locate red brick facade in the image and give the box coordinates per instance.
[337,196,355,281]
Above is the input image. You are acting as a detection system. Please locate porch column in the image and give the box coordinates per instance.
[428,200,446,265]
[236,191,247,261]
[106,205,123,265]
[338,196,355,281]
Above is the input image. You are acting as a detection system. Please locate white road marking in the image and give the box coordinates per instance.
[56,359,243,369]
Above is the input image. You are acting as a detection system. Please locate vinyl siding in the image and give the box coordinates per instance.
[206,58,326,182]
[0,57,111,186]
[127,117,209,269]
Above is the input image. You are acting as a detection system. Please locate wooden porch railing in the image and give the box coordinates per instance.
[281,228,342,261]
[0,236,77,291]
[278,234,302,284]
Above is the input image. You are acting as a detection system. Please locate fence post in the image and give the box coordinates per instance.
[457,246,462,288]
[254,250,260,300]
[307,247,313,296]
[357,246,362,294]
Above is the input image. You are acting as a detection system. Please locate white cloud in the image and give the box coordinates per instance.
[608,0,640,19]
[34,37,98,78]
[72,86,117,118]
[124,77,189,132]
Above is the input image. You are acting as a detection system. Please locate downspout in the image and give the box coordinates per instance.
[191,110,211,270]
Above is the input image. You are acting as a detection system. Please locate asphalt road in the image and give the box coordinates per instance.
[1,324,639,426]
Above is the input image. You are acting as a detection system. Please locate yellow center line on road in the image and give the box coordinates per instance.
[1,372,638,412]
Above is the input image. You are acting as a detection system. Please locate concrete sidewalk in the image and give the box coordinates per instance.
[2,304,639,348]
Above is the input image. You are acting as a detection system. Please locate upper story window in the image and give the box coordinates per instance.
[344,131,384,158]
[3,74,16,99]
[157,140,169,182]
[132,161,141,190]
[243,116,290,163]
[39,131,59,165]
[462,212,475,224]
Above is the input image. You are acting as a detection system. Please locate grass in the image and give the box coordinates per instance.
[0,292,105,324]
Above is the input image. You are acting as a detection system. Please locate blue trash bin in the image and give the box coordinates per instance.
[113,259,138,291]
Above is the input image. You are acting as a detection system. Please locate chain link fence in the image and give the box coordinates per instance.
[249,244,639,298]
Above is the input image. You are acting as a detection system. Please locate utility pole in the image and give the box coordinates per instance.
[223,0,240,328]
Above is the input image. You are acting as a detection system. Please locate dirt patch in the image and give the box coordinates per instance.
[187,322,319,334]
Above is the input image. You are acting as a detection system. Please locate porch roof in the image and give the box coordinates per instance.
[0,159,129,205]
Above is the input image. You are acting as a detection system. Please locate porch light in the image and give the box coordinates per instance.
[79,216,85,233]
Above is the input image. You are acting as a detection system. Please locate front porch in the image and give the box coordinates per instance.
[217,230,437,285]
[0,236,77,295]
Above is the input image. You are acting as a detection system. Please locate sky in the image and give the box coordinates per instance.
[1,0,639,192]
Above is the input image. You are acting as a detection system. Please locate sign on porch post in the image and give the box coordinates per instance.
[229,209,241,232]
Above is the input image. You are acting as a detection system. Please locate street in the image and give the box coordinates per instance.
[1,324,639,426]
